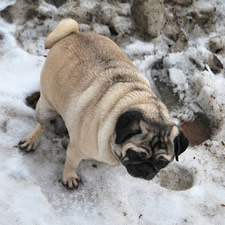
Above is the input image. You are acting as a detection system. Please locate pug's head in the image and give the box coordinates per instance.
[114,110,189,180]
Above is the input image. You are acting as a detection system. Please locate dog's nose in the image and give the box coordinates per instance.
[156,156,169,169]
[143,171,156,180]
[125,162,157,180]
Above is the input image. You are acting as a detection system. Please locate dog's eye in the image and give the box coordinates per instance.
[157,157,169,169]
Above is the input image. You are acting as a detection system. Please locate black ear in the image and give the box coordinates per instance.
[115,110,143,144]
[174,130,189,161]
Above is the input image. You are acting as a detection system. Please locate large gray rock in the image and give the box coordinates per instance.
[209,35,225,53]
[131,0,166,38]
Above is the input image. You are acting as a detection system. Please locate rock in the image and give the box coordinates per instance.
[65,6,92,24]
[153,78,182,111]
[95,3,132,37]
[91,23,111,37]
[0,0,40,24]
[190,2,216,26]
[181,113,212,146]
[108,0,130,3]
[78,23,92,33]
[131,0,166,38]
[204,52,223,74]
[114,2,130,17]
[95,3,115,25]
[195,2,216,16]
[163,15,189,52]
[158,164,194,191]
[111,16,132,36]
[169,0,193,7]
[25,8,39,21]
[209,35,225,53]
[45,0,67,8]
[189,56,205,71]
[0,6,13,23]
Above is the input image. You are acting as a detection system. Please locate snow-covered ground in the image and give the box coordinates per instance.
[0,1,225,225]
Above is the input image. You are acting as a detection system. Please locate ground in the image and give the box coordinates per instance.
[0,0,225,225]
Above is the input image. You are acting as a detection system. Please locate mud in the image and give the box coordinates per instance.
[25,91,40,110]
[0,120,8,133]
[181,113,212,146]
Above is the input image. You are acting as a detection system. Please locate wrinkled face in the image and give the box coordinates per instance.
[114,110,189,180]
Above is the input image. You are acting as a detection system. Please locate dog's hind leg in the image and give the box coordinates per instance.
[18,96,57,152]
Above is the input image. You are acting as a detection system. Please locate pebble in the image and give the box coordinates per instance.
[209,35,225,53]
[204,52,223,74]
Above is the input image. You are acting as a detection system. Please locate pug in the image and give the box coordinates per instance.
[18,19,189,189]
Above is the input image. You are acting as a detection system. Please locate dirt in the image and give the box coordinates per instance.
[1,120,8,133]
[181,113,212,146]
[25,91,40,109]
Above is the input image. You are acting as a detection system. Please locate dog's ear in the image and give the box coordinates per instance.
[174,130,189,161]
[115,110,143,144]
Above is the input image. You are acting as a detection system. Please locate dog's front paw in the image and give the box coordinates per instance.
[18,137,38,152]
[62,174,81,190]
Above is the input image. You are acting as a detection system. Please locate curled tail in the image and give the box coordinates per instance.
[45,19,79,49]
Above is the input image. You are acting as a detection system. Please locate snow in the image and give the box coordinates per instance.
[123,39,155,57]
[169,68,188,93]
[0,1,225,225]
[0,0,16,11]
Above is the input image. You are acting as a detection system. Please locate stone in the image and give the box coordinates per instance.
[131,0,166,38]
[95,3,115,25]
[66,6,92,24]
[0,7,13,23]
[170,0,193,7]
[95,3,132,37]
[25,8,39,21]
[0,0,40,24]
[195,2,216,16]
[181,113,212,146]
[209,35,225,53]
[91,23,111,37]
[45,0,67,8]
[78,23,92,33]
[204,52,223,74]
[190,2,216,26]
[111,16,132,36]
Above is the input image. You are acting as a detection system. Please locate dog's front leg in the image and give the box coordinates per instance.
[62,144,84,190]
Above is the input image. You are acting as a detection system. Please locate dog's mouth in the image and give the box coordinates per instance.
[121,154,169,180]
[124,161,157,180]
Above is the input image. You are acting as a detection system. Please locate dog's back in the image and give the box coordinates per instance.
[40,19,151,121]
